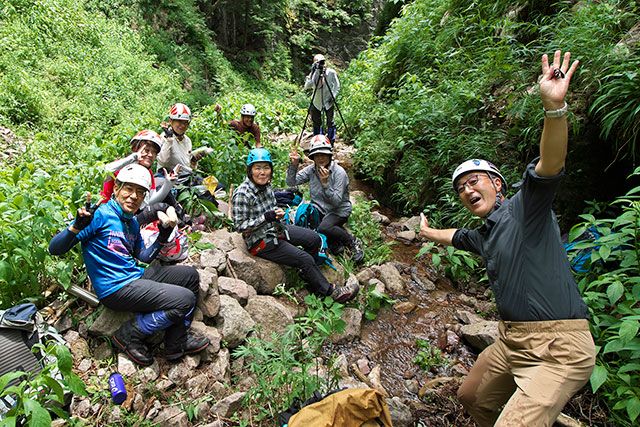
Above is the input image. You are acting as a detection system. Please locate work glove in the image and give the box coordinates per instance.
[157,206,178,243]
[73,194,99,231]
[264,210,278,223]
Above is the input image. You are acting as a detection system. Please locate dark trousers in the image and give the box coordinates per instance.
[311,105,335,136]
[255,225,332,296]
[101,264,199,345]
[317,213,354,250]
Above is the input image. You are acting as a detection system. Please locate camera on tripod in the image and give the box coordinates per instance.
[313,59,325,73]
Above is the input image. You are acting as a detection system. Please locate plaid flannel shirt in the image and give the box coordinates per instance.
[232,178,278,249]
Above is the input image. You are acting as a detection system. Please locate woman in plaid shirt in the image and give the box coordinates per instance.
[232,148,359,303]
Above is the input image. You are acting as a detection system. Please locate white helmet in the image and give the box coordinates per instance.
[116,163,152,191]
[313,54,325,63]
[308,135,332,158]
[130,129,163,152]
[169,103,192,121]
[240,103,257,117]
[452,159,507,192]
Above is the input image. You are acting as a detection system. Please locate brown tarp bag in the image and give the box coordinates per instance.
[287,388,393,427]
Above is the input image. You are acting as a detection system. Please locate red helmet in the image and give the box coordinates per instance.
[308,135,332,158]
[130,129,163,152]
[169,103,192,121]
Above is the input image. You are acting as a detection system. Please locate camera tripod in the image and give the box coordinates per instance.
[296,62,350,147]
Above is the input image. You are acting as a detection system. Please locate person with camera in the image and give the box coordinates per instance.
[49,164,209,366]
[287,135,364,263]
[232,147,359,303]
[418,50,594,426]
[304,54,340,146]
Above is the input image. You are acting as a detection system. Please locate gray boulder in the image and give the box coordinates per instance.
[373,263,405,295]
[460,320,499,351]
[199,229,235,253]
[331,308,363,343]
[154,406,189,427]
[216,295,255,348]
[245,295,294,339]
[88,308,132,336]
[211,391,246,419]
[227,248,286,294]
[386,396,414,427]
[199,248,227,273]
[218,277,253,306]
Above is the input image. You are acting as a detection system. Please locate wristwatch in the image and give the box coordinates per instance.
[544,101,568,118]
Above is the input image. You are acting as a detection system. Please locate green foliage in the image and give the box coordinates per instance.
[413,339,449,372]
[361,285,396,321]
[416,241,480,284]
[566,167,640,425]
[342,0,640,218]
[0,342,87,426]
[232,294,345,420]
[347,198,393,266]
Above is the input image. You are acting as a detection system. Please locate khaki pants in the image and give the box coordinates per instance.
[457,319,595,427]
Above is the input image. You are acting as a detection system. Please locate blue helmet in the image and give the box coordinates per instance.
[246,148,272,166]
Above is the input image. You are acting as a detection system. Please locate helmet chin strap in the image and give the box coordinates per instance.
[486,172,504,213]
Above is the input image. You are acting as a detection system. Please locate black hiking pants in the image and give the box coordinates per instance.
[101,264,199,345]
[317,213,354,252]
[311,105,335,136]
[255,224,332,296]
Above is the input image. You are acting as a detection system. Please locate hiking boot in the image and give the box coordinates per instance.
[330,275,360,304]
[112,321,154,367]
[165,333,210,362]
[330,244,345,256]
[350,238,364,264]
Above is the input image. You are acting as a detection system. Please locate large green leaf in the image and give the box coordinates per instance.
[590,364,607,393]
[606,281,624,305]
[619,320,640,343]
[23,399,52,427]
[55,344,72,373]
[627,396,640,422]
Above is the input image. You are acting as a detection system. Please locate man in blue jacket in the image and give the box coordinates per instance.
[49,163,208,366]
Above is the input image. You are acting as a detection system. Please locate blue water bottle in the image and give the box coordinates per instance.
[108,372,127,405]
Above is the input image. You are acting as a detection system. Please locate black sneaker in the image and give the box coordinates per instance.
[165,333,210,362]
[330,275,360,303]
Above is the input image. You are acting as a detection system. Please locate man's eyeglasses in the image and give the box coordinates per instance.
[456,174,482,194]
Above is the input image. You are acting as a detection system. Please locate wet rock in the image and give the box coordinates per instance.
[403,215,421,232]
[446,330,460,349]
[154,406,189,427]
[356,268,375,285]
[460,321,499,351]
[320,262,346,286]
[455,310,483,325]
[64,330,91,360]
[245,295,294,339]
[331,308,362,343]
[118,353,137,377]
[396,230,416,242]
[216,295,255,348]
[77,358,92,373]
[200,229,235,253]
[218,277,252,306]
[211,391,246,418]
[227,248,286,294]
[371,211,390,225]
[89,308,132,337]
[393,301,416,314]
[387,397,414,427]
[356,358,371,375]
[199,247,227,273]
[373,263,405,295]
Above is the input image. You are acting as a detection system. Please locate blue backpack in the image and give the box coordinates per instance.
[293,203,320,230]
[564,226,602,273]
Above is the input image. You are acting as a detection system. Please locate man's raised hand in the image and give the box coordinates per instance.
[72,192,99,232]
[540,50,579,110]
